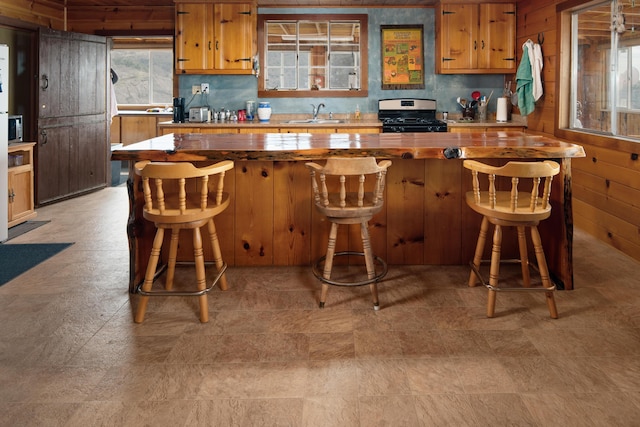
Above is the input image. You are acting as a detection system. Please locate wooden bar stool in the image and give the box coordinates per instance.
[464,160,560,318]
[306,157,392,310]
[133,160,233,323]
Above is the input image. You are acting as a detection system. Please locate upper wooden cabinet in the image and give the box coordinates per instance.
[175,2,257,74]
[436,2,516,74]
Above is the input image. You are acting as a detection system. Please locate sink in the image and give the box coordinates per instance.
[284,119,344,124]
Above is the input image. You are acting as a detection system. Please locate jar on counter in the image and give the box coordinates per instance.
[257,102,272,122]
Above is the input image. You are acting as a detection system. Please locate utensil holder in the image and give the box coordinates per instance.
[462,107,475,120]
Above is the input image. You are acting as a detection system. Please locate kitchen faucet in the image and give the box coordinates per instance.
[311,103,325,120]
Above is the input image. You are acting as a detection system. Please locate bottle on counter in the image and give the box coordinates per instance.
[246,100,255,120]
[355,104,361,120]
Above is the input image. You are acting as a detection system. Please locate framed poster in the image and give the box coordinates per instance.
[381,25,424,90]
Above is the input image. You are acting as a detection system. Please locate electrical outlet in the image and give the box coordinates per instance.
[201,83,209,94]
[192,85,200,95]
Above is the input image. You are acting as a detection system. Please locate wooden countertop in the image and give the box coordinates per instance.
[111,131,585,162]
[117,110,172,116]
[157,118,526,130]
[158,119,383,129]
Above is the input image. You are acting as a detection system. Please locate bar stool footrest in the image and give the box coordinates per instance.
[136,262,227,297]
[313,251,388,287]
[470,260,556,292]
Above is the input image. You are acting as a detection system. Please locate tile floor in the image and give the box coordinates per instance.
[1,185,640,426]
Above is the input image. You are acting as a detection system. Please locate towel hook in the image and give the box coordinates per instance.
[538,32,544,45]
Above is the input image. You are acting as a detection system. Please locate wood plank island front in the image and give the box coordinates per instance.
[111,131,585,292]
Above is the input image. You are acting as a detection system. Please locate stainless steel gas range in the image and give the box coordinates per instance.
[378,98,447,133]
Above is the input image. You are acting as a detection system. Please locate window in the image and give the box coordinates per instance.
[564,0,640,140]
[110,40,173,106]
[258,14,368,98]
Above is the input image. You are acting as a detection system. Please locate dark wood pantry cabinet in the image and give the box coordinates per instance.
[37,28,109,205]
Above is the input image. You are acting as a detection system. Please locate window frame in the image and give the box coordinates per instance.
[110,37,174,108]
[557,0,640,148]
[257,14,368,98]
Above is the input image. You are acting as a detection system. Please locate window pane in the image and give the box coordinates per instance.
[111,49,172,105]
[631,46,640,109]
[573,2,611,132]
[261,16,365,93]
[150,51,173,105]
[571,0,640,140]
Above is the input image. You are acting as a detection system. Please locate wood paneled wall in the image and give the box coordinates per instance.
[0,0,65,30]
[516,0,640,263]
[0,0,174,34]
[66,5,174,35]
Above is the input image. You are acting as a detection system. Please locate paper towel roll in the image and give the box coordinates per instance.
[496,97,508,122]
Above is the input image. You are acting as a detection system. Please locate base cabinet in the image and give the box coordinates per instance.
[37,119,108,205]
[116,114,171,145]
[8,143,37,227]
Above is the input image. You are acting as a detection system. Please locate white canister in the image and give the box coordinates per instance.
[496,97,509,122]
[257,102,272,122]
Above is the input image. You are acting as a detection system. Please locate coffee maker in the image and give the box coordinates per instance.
[173,97,185,123]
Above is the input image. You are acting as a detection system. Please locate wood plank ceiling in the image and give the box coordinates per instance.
[56,0,440,7]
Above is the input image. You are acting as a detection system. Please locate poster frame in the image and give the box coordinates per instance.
[380,24,425,90]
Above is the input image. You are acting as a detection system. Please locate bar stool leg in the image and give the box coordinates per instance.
[531,225,558,319]
[166,228,180,290]
[360,221,380,310]
[469,216,489,287]
[135,228,165,323]
[207,218,228,291]
[487,224,503,318]
[319,222,339,308]
[517,225,531,287]
[192,227,209,323]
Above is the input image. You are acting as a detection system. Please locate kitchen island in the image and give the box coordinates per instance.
[112,131,585,292]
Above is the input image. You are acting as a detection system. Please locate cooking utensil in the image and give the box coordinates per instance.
[486,90,494,103]
[471,91,481,101]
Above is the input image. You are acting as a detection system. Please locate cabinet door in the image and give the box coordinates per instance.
[78,37,107,115]
[39,29,107,117]
[120,116,157,145]
[478,3,516,72]
[214,3,255,71]
[39,30,78,118]
[110,116,121,144]
[176,3,214,71]
[38,28,109,204]
[37,125,72,204]
[438,4,478,72]
[70,121,108,194]
[8,168,34,224]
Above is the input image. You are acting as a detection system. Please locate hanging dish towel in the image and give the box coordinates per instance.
[516,44,535,116]
[524,39,544,101]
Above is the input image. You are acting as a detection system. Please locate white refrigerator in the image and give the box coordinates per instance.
[0,44,8,241]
